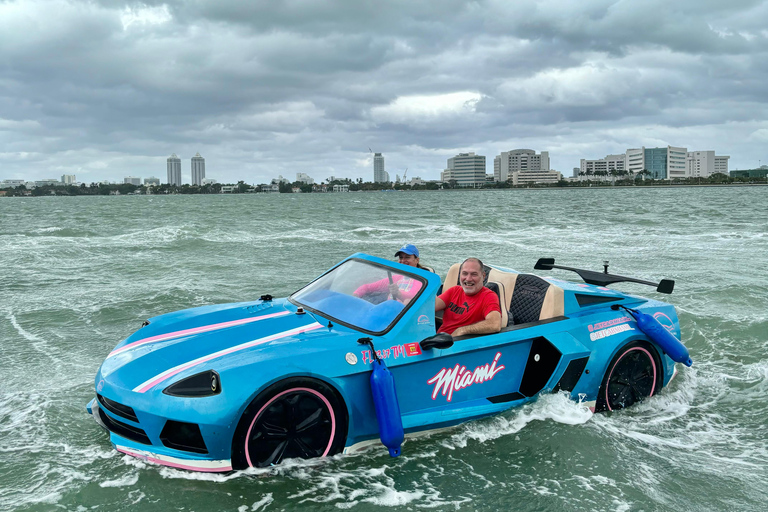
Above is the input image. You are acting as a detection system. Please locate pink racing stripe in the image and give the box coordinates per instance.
[132,322,324,393]
[109,310,291,358]
[117,446,232,472]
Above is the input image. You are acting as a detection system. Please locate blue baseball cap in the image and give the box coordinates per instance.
[395,244,419,257]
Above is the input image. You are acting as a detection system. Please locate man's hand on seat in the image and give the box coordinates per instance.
[451,311,502,337]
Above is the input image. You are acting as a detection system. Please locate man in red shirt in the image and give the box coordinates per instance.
[436,258,502,336]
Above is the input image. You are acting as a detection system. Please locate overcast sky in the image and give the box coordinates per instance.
[1,0,767,185]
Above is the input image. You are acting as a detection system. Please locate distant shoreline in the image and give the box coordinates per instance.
[2,182,766,198]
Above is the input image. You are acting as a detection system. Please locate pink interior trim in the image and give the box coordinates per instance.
[109,311,290,357]
[117,447,232,472]
[134,323,323,393]
[245,386,336,468]
[605,346,657,411]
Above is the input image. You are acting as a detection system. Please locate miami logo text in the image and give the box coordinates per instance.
[427,352,505,402]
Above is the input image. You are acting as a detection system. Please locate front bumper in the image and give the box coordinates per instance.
[86,397,233,472]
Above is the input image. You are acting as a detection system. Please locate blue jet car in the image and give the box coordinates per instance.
[87,253,690,472]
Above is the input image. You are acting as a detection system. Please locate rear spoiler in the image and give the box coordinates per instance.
[534,258,675,294]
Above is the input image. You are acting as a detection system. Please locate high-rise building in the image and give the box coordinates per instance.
[61,174,76,184]
[373,153,389,183]
[443,152,486,188]
[493,149,550,182]
[144,177,161,186]
[626,146,687,179]
[687,151,730,178]
[191,152,205,186]
[124,176,141,186]
[167,153,182,185]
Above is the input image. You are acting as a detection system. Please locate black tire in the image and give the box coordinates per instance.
[231,378,348,469]
[596,341,661,412]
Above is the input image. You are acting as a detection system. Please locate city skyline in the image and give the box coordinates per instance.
[1,2,766,184]
[3,142,755,189]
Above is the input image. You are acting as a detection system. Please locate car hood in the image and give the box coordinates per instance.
[96,300,327,394]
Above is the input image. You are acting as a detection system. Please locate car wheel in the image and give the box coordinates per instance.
[231,378,347,469]
[596,341,660,412]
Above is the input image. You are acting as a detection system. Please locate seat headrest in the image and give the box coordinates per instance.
[509,274,564,324]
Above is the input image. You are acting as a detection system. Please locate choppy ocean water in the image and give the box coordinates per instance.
[1,186,766,511]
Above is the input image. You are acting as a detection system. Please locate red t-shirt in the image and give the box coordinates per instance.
[438,286,501,335]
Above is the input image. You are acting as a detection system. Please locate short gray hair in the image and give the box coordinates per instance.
[460,257,485,275]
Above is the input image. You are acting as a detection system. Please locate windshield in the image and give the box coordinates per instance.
[290,259,426,334]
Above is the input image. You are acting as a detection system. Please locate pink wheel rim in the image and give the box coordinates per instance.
[604,346,657,412]
[244,387,336,467]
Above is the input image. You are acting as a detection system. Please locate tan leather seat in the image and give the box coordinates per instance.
[442,263,564,327]
[502,271,564,324]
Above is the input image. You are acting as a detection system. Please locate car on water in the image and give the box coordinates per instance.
[87,253,689,472]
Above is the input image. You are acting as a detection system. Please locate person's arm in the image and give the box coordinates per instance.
[451,311,502,337]
[435,296,446,312]
[353,277,388,297]
[389,277,422,304]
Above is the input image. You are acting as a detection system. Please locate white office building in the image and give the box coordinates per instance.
[510,169,563,185]
[1,179,25,188]
[493,149,550,182]
[167,153,182,185]
[373,153,389,183]
[442,152,486,188]
[191,152,205,186]
[61,174,77,185]
[124,176,141,186]
[687,151,730,178]
[579,154,627,180]
[296,173,314,185]
[144,177,161,186]
[202,178,217,185]
[626,146,687,180]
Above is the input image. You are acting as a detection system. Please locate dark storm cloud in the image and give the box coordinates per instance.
[1,0,766,184]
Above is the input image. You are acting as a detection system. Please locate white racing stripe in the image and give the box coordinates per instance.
[132,322,324,393]
[108,310,291,358]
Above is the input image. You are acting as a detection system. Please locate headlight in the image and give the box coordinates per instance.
[163,370,221,397]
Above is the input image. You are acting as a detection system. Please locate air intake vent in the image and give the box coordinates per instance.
[160,420,208,454]
[97,394,138,422]
[97,407,151,445]
[575,294,622,307]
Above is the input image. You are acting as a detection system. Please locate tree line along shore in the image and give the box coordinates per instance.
[1,173,765,197]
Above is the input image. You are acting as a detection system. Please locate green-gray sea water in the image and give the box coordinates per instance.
[1,187,767,511]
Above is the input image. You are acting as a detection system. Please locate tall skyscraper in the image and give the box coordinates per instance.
[191,152,206,186]
[373,153,389,183]
[167,153,182,185]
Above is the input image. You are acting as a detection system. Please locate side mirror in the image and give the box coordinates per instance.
[420,333,454,351]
